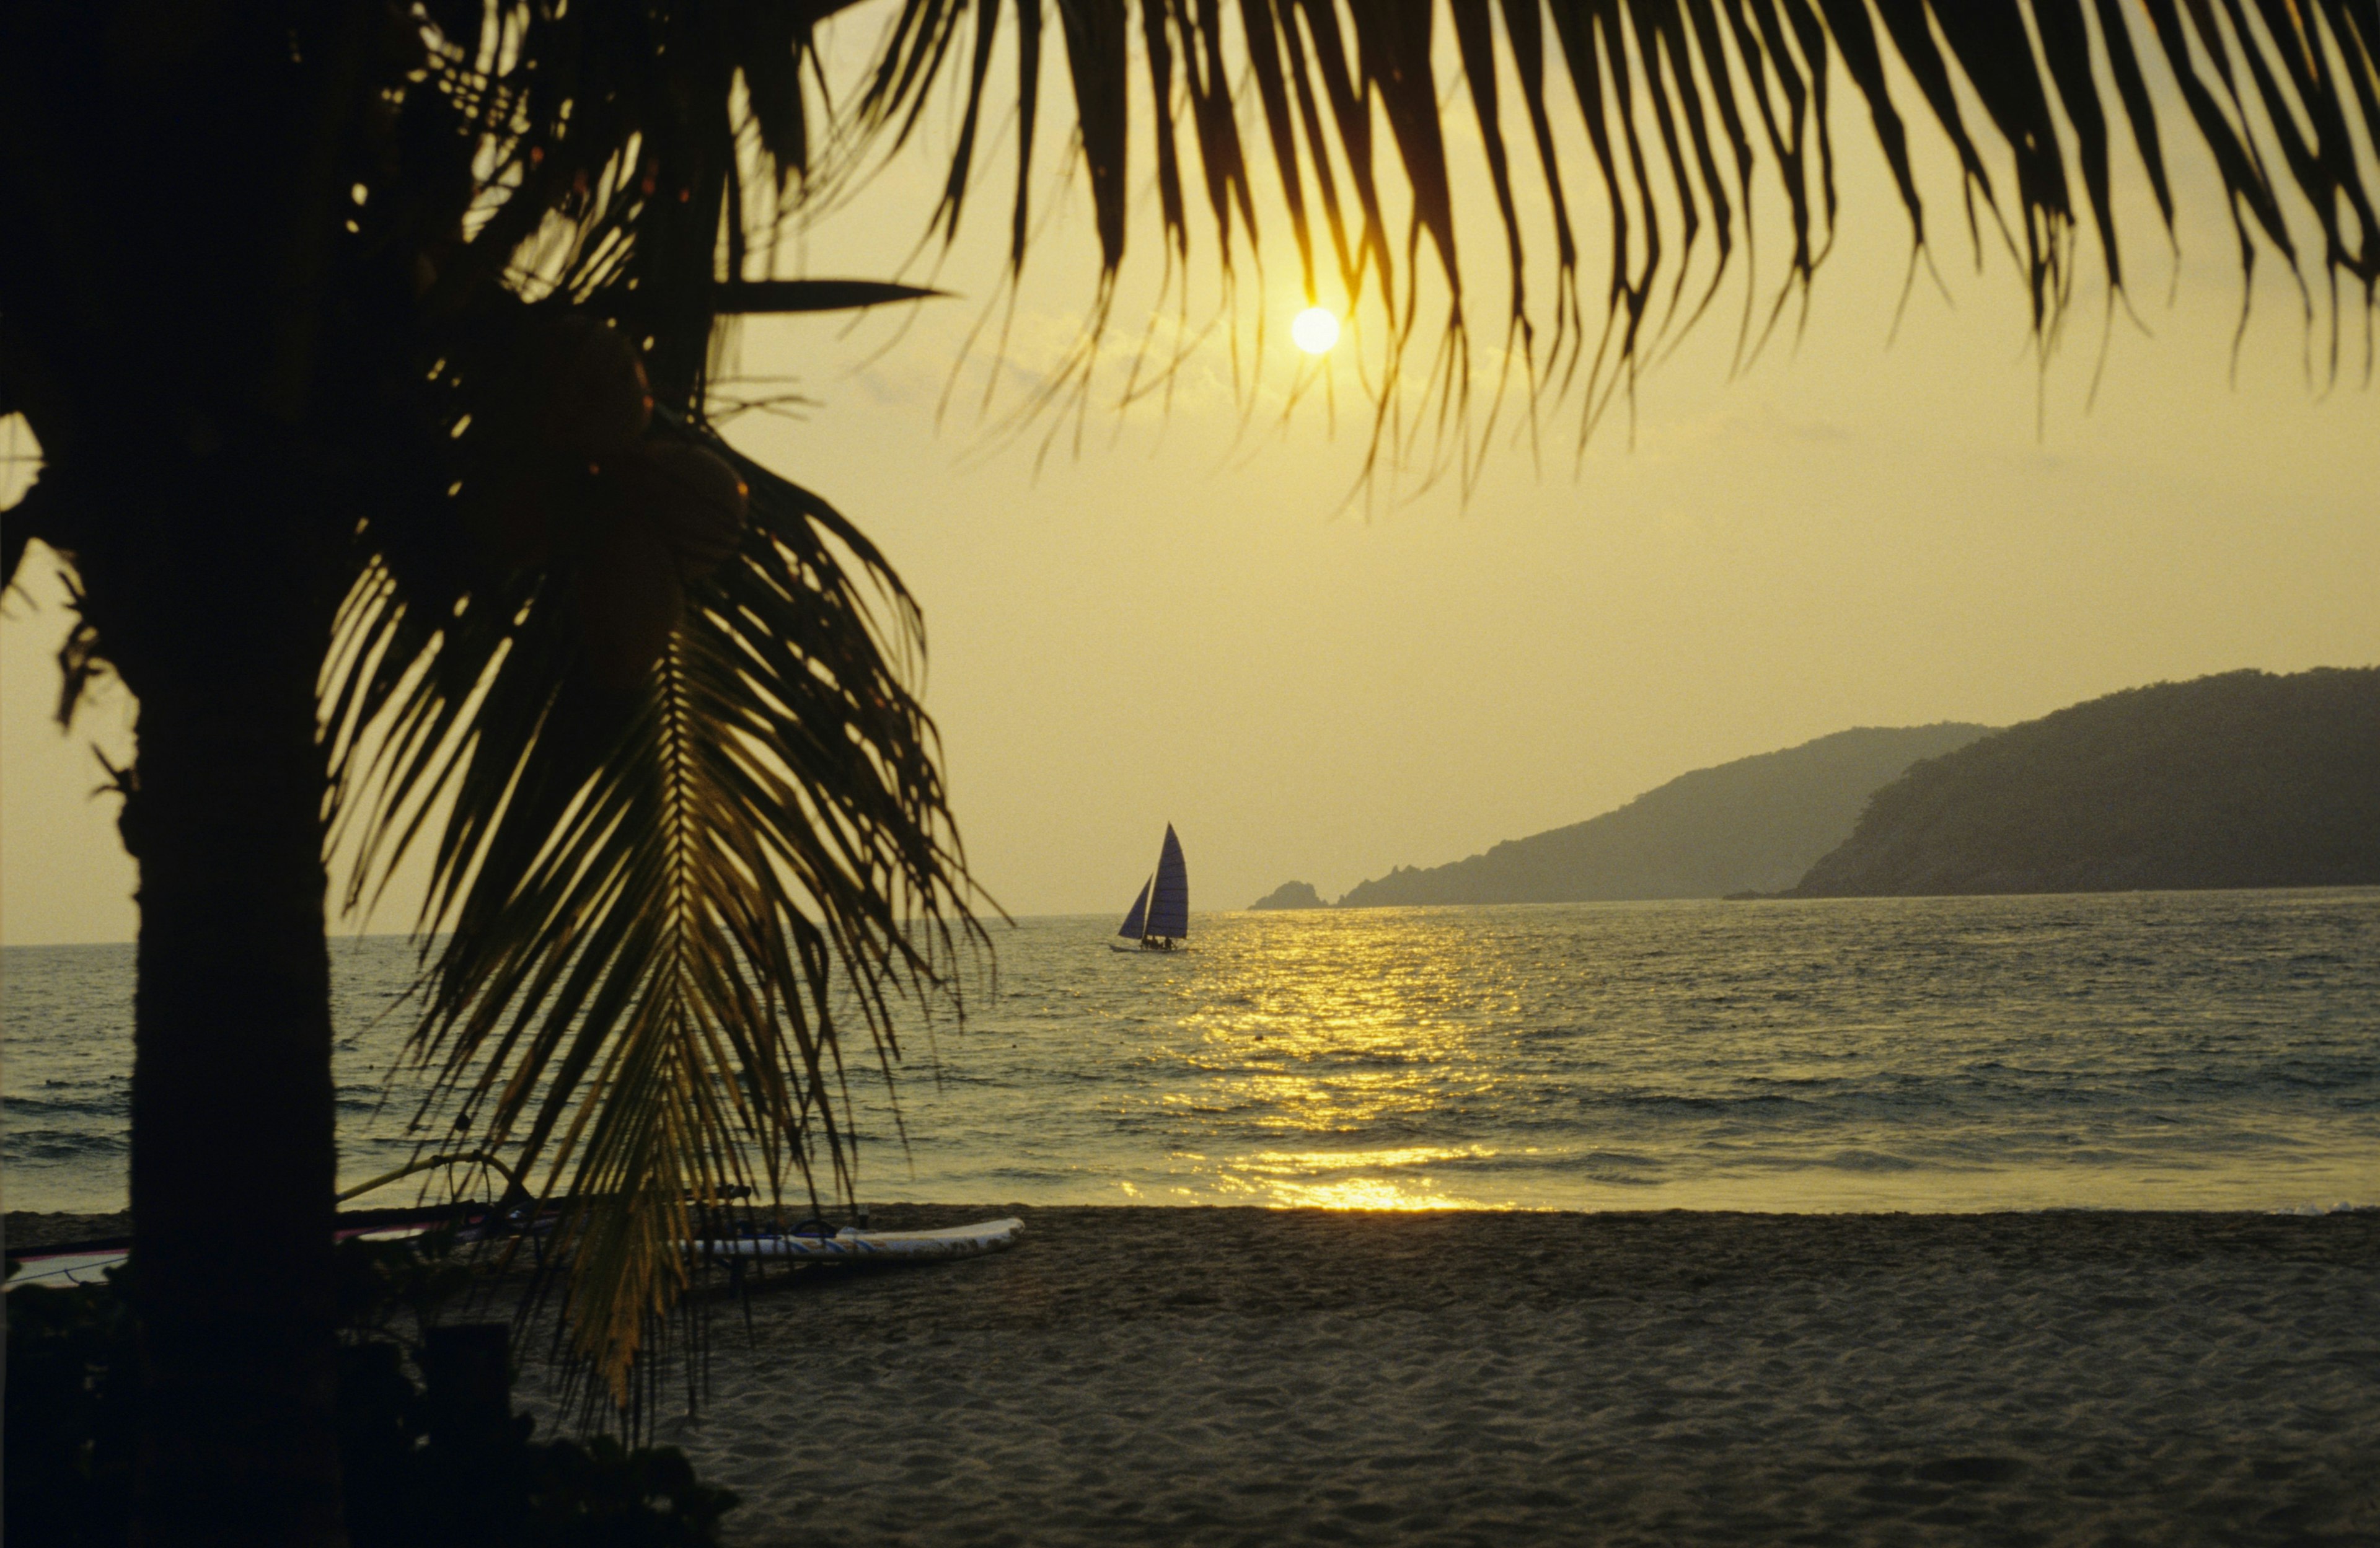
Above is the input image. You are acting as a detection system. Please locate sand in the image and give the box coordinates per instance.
[18,1206,2377,1544]
[6,1211,134,1251]
[531,1205,2379,1547]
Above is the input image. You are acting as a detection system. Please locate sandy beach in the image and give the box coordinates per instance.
[555,1205,2379,1547]
[15,1205,2375,1544]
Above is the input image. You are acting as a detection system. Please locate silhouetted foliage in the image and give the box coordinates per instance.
[2,1242,739,1548]
[2,1270,139,1547]
[849,0,2380,439]
[1792,669,2380,895]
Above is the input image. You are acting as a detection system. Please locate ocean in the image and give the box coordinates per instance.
[5,889,2376,1216]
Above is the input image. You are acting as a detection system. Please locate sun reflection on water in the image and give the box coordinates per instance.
[845,894,2380,1213]
[1209,1146,1509,1210]
[1210,920,1765,1200]
[1117,914,1638,1206]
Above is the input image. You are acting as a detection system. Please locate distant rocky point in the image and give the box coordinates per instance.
[1336,723,1995,908]
[1790,668,2380,896]
[1249,880,1329,910]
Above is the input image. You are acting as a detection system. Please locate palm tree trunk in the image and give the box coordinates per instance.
[92,455,347,1547]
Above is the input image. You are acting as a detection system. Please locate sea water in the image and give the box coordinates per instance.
[5,889,2376,1215]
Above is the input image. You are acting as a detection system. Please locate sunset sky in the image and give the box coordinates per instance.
[4,25,2374,945]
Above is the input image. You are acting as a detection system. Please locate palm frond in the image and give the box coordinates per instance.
[716,278,951,310]
[328,412,984,1400]
[835,0,2376,418]
[400,1,2379,433]
[314,0,2377,1406]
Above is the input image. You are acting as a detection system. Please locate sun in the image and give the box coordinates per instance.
[1291,306,1341,354]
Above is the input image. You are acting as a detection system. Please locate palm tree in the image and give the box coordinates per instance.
[1,2,2371,1544]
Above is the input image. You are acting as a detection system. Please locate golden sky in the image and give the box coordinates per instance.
[4,19,2375,943]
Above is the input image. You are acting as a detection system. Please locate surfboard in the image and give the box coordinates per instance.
[5,1249,128,1291]
[687,1216,1024,1263]
[7,1218,1021,1291]
[4,1224,434,1294]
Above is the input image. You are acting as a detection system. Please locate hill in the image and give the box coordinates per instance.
[1249,881,1328,910]
[1335,724,1996,907]
[1791,668,2380,897]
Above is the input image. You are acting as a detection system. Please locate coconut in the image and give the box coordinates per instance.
[575,510,685,690]
[459,452,586,573]
[526,314,653,467]
[625,441,750,581]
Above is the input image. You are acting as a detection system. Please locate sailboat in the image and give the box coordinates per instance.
[1111,824,1189,951]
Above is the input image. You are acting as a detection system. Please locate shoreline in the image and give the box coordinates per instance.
[14,1198,2379,1255]
[9,1199,2375,1255]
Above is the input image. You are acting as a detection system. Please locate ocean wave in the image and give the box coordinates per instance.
[9,892,2378,1214]
[6,1134,131,1163]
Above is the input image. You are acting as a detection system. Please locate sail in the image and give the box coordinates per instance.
[1117,876,1152,939]
[1147,825,1189,939]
